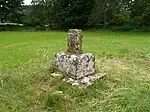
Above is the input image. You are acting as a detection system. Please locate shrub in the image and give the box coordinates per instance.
[110,14,127,26]
[109,25,133,31]
[0,23,24,31]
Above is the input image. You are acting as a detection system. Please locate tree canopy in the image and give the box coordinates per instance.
[0,0,23,23]
[0,0,150,31]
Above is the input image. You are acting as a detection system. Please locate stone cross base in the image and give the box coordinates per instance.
[55,52,95,79]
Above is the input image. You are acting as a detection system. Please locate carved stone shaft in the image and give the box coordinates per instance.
[67,29,83,54]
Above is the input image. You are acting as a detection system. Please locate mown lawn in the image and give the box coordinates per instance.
[0,30,150,112]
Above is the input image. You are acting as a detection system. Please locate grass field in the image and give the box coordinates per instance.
[0,30,150,112]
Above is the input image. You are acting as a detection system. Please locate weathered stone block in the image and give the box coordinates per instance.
[67,29,83,54]
[55,52,95,79]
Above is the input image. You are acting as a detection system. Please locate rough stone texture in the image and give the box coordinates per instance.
[67,29,83,54]
[51,73,62,77]
[55,29,105,86]
[55,52,95,79]
[63,73,105,86]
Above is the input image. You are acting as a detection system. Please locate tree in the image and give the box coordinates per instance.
[88,0,121,28]
[51,0,95,29]
[30,0,54,27]
[129,0,150,27]
[0,0,24,23]
[26,0,150,30]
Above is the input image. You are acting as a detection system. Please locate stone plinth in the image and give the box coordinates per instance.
[55,52,95,79]
[67,29,83,54]
[54,29,105,86]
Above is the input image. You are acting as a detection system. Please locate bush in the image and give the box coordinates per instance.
[109,25,133,31]
[110,14,127,26]
[141,7,150,26]
[130,16,142,28]
[0,25,24,31]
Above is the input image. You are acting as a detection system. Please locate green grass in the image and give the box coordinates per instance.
[0,30,150,112]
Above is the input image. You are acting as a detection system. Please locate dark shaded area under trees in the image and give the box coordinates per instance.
[0,0,150,31]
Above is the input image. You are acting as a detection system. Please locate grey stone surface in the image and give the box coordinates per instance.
[51,73,62,77]
[63,73,105,86]
[52,91,63,95]
[55,52,95,79]
[55,29,105,86]
[72,82,80,86]
[67,29,83,54]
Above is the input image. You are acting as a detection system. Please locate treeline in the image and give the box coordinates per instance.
[0,0,150,31]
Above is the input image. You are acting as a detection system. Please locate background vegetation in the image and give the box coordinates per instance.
[0,0,150,31]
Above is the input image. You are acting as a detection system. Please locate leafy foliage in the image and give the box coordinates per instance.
[0,0,150,30]
[30,0,94,29]
[0,0,23,23]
